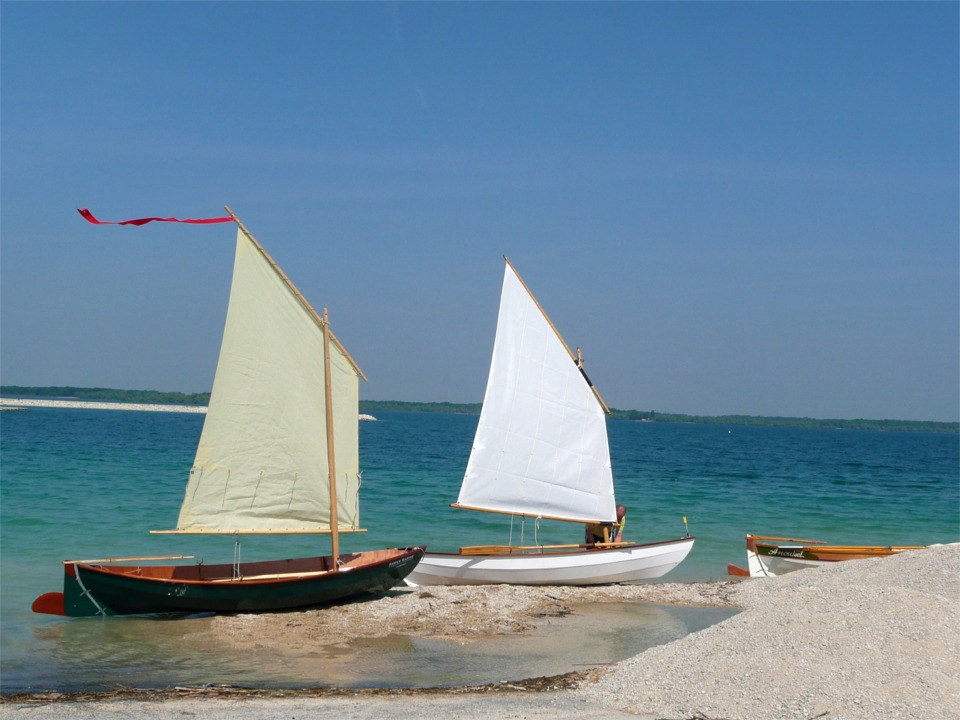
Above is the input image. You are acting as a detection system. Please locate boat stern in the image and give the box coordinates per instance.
[31,564,115,617]
[745,534,768,577]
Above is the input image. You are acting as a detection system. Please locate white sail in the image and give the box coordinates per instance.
[456,260,617,525]
[173,227,361,534]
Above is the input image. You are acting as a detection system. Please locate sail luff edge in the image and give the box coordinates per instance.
[501,255,610,413]
[223,205,367,381]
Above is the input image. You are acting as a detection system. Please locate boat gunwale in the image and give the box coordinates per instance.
[422,536,694,559]
[71,547,425,587]
[755,543,925,557]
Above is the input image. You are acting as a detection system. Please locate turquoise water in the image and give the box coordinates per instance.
[1,407,957,692]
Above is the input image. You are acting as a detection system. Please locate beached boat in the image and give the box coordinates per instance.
[404,257,694,587]
[727,534,926,578]
[32,208,423,617]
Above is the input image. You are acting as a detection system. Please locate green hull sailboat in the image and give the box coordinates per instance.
[32,208,423,617]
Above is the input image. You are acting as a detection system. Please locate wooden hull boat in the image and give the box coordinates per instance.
[406,537,694,586]
[33,547,424,617]
[729,534,926,578]
[33,209,425,617]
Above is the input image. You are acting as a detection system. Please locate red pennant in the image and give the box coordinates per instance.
[78,208,233,226]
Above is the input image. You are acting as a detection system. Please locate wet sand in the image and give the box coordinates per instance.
[198,580,740,652]
[4,544,958,719]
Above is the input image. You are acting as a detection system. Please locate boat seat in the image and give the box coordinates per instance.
[459,545,516,555]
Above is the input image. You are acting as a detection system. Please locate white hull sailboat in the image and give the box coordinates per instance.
[405,258,693,587]
[405,537,695,586]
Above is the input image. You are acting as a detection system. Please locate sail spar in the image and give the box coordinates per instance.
[172,224,363,534]
[454,259,617,525]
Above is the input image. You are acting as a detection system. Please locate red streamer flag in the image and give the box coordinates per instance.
[78,208,234,226]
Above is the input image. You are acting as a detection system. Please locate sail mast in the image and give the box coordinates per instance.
[323,308,341,568]
[502,256,609,413]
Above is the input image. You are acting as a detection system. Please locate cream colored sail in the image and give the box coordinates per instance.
[455,260,617,525]
[172,226,361,534]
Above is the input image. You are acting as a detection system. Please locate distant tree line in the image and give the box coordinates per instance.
[607,408,958,433]
[358,400,483,415]
[2,386,956,433]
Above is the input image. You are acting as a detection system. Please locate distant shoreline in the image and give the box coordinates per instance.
[1,386,956,432]
[0,398,207,414]
[0,399,383,421]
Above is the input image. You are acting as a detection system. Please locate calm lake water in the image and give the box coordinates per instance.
[1,407,957,692]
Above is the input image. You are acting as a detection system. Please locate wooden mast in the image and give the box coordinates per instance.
[502,255,610,413]
[323,307,340,569]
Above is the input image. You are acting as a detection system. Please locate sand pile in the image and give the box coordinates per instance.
[578,542,960,720]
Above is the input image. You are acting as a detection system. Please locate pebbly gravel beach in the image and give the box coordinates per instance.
[3,543,957,720]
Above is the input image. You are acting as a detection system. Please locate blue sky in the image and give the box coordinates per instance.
[2,2,957,421]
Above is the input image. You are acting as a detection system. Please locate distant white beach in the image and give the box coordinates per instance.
[0,398,378,420]
[0,398,207,414]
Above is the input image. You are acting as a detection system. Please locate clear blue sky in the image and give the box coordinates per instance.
[2,2,957,421]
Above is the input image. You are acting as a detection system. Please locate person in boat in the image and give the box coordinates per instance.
[585,505,627,545]
[610,504,627,541]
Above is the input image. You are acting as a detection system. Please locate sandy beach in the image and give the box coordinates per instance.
[3,543,956,720]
